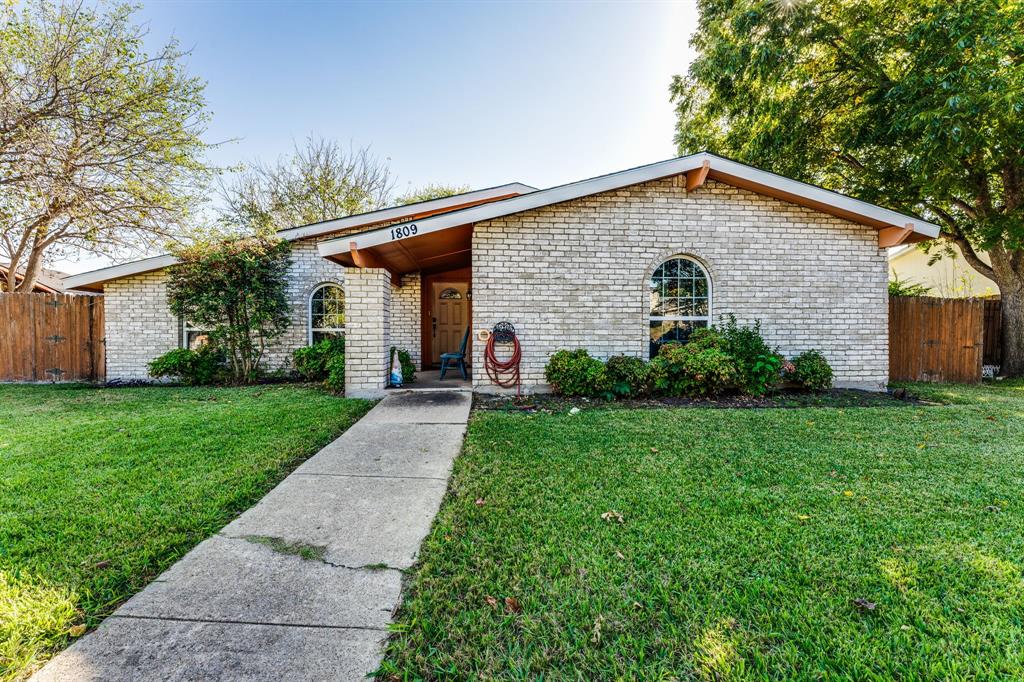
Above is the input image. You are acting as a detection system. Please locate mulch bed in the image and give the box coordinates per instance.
[474,387,929,412]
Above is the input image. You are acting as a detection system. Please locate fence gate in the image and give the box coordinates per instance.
[0,293,104,382]
[889,296,984,383]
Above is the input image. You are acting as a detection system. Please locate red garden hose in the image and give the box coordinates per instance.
[484,331,521,394]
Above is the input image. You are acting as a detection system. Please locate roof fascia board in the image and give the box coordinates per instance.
[320,154,712,256]
[277,182,536,242]
[706,157,941,238]
[322,153,940,257]
[63,254,178,291]
[65,183,538,290]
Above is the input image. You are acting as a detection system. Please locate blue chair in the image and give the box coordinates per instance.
[439,327,470,380]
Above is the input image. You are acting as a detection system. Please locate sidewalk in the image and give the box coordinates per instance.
[34,390,471,682]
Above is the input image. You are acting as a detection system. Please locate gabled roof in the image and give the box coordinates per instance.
[319,153,940,260]
[63,182,536,292]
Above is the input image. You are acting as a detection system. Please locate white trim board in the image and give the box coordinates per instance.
[276,182,536,242]
[319,153,940,257]
[62,183,536,291]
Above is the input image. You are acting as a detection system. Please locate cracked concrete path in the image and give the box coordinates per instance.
[34,390,471,682]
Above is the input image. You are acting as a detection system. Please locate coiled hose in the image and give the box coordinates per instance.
[484,332,521,394]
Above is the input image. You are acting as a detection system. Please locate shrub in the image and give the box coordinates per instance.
[545,349,609,397]
[605,355,650,398]
[650,342,737,398]
[716,315,782,397]
[293,337,345,381]
[390,347,416,384]
[148,345,226,386]
[324,354,346,392]
[788,350,833,391]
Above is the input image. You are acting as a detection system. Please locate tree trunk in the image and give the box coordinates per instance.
[990,253,1024,377]
[15,243,45,293]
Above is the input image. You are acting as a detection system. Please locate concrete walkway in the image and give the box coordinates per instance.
[35,390,471,682]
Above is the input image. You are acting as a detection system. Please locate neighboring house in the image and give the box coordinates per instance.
[64,152,939,394]
[0,262,69,294]
[889,243,999,298]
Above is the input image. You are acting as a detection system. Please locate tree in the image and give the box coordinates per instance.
[166,236,291,383]
[0,0,213,292]
[671,0,1024,375]
[218,137,394,233]
[396,183,470,206]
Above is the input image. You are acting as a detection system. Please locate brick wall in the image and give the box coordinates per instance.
[102,238,421,383]
[263,240,348,371]
[391,273,421,366]
[343,267,391,397]
[104,271,178,381]
[471,177,889,392]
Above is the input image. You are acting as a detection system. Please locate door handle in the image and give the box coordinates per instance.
[432,317,437,337]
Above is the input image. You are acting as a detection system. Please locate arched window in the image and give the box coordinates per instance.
[309,283,345,343]
[439,287,463,300]
[649,256,711,357]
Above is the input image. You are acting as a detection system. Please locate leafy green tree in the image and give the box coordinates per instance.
[218,136,394,233]
[0,0,213,292]
[672,0,1024,375]
[396,183,470,206]
[166,236,291,383]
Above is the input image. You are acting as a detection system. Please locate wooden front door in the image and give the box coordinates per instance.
[431,282,469,364]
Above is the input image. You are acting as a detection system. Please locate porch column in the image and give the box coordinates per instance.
[344,267,391,398]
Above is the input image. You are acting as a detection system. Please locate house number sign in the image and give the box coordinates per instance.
[389,224,419,241]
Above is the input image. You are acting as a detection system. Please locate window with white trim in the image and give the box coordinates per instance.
[649,256,711,357]
[310,283,345,343]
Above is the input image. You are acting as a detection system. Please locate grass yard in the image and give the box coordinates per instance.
[0,384,373,681]
[382,381,1024,680]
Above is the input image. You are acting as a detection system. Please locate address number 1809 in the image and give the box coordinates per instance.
[390,224,418,241]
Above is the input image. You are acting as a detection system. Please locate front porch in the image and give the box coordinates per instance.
[320,222,476,398]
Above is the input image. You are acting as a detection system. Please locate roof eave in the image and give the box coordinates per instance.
[321,153,940,259]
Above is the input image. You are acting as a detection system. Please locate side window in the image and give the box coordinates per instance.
[182,318,210,350]
[648,256,711,357]
[310,283,345,343]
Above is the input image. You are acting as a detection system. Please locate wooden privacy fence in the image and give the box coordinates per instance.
[889,296,999,383]
[983,299,1003,366]
[0,293,104,382]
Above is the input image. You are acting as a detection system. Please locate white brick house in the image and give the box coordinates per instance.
[65,153,939,396]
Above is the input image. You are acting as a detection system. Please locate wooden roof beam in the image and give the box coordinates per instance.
[685,159,711,191]
[878,224,915,248]
[349,241,401,286]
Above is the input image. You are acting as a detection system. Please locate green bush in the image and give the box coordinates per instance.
[324,354,346,392]
[545,349,609,397]
[650,342,737,398]
[292,337,345,381]
[148,345,226,386]
[390,347,416,384]
[716,315,782,397]
[604,355,650,398]
[788,350,833,391]
[686,327,727,351]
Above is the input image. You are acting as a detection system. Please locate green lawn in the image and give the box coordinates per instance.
[0,384,373,681]
[382,381,1024,680]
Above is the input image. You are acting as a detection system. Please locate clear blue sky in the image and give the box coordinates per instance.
[61,0,698,273]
